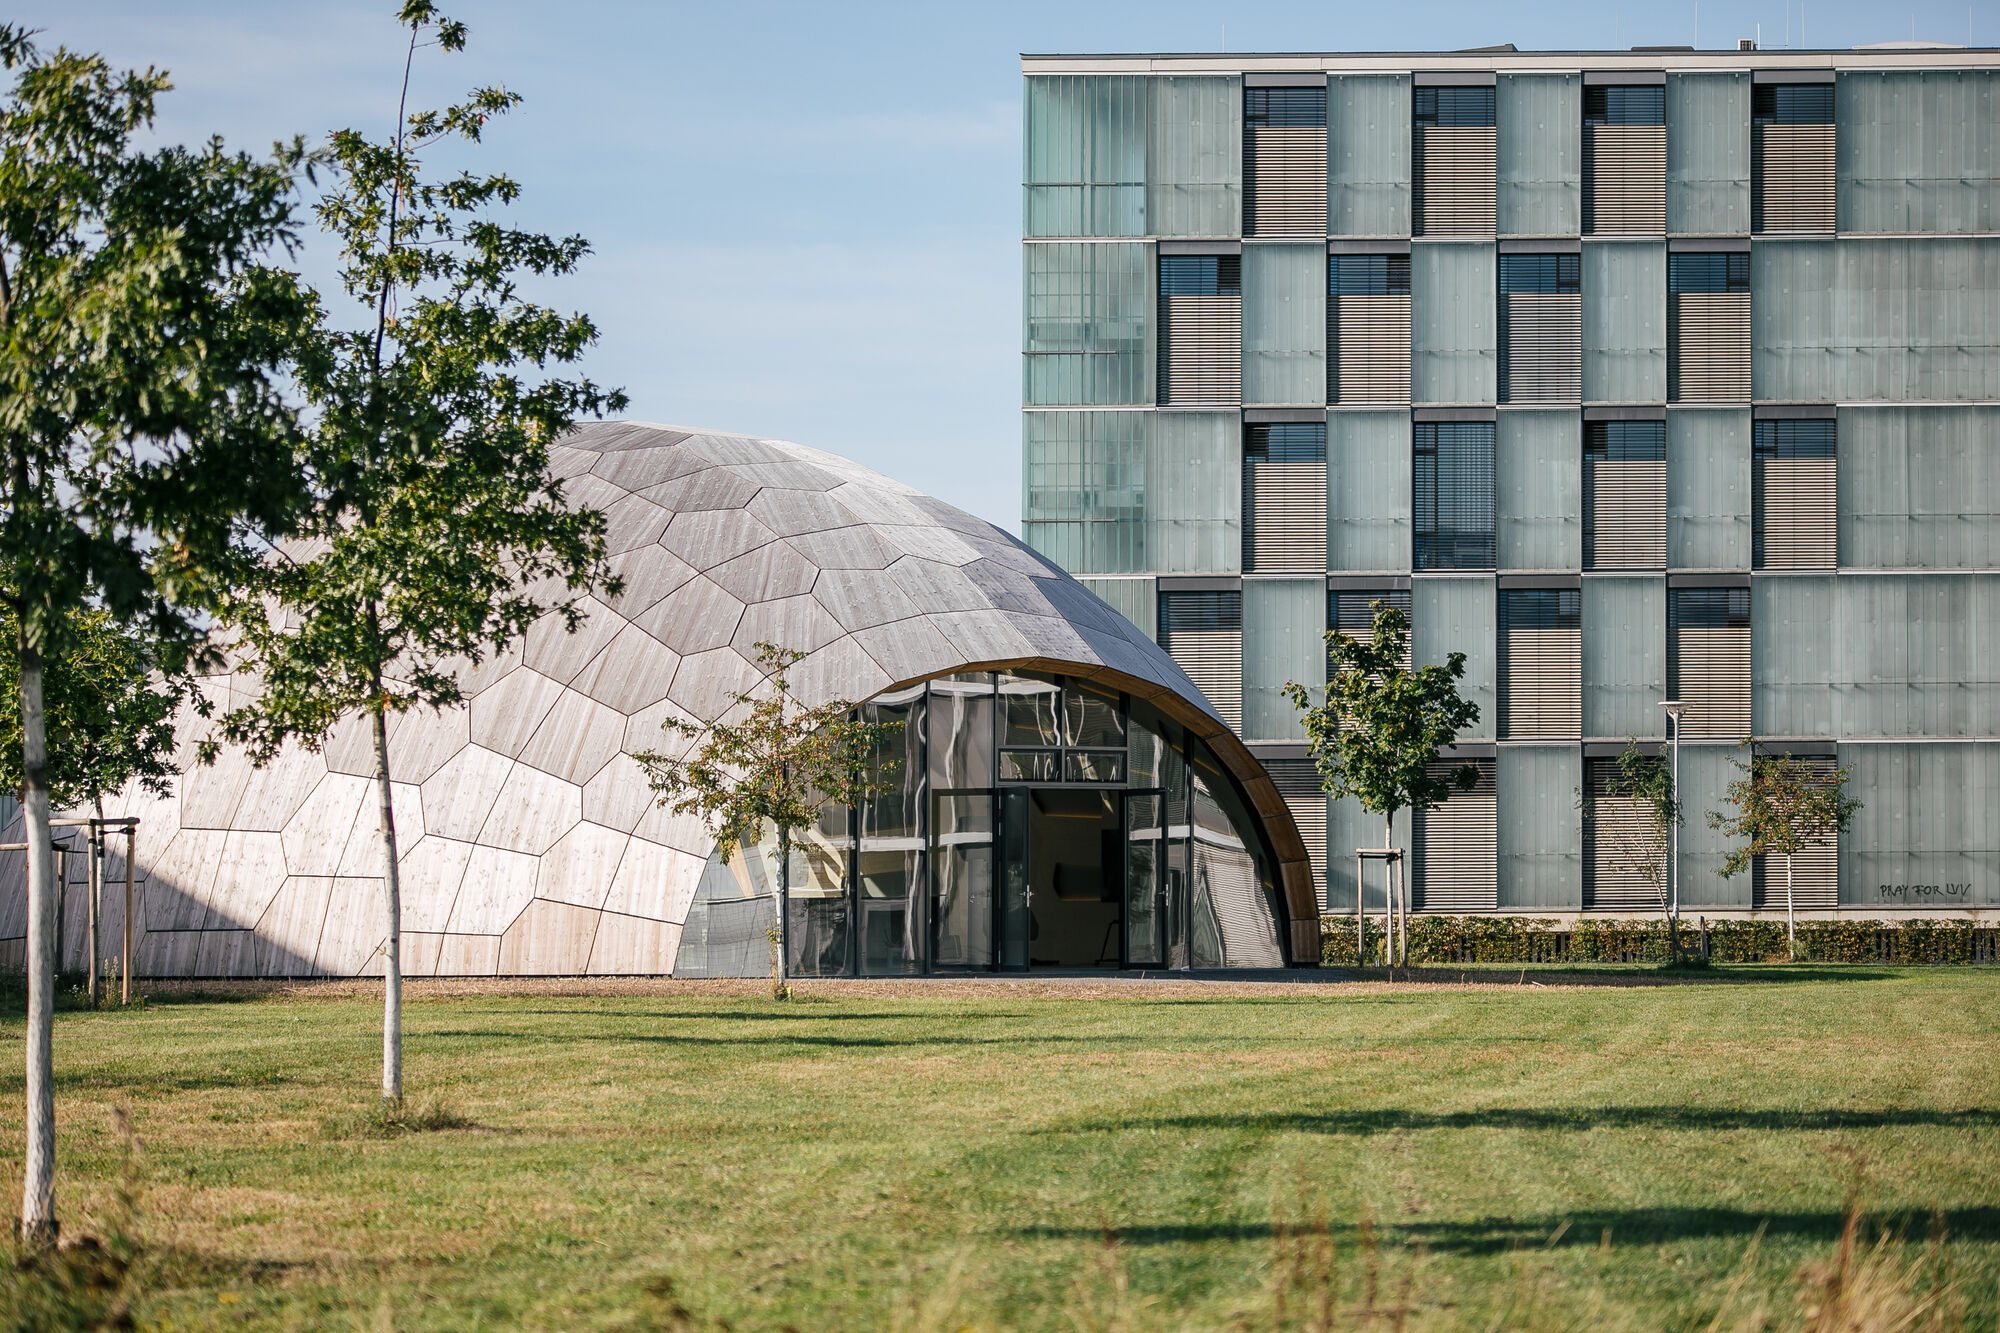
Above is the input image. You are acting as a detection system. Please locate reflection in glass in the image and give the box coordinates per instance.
[1062,682,1126,747]
[927,676,995,789]
[1001,749,1061,782]
[858,848,921,975]
[1002,675,1062,746]
[933,793,994,968]
[1064,750,1126,783]
[861,692,922,840]
[1192,744,1285,967]
[1125,793,1163,966]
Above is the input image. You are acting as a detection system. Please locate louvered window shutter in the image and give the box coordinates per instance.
[1242,423,1328,573]
[1415,758,1497,911]
[1499,254,1582,404]
[1669,586,1751,738]
[1329,589,1413,675]
[1751,755,1839,910]
[1583,86,1666,234]
[1584,756,1670,910]
[1413,85,1497,236]
[1158,254,1242,406]
[1753,84,1835,234]
[1754,419,1836,570]
[1327,254,1411,404]
[1413,421,1497,571]
[1669,252,1751,402]
[1244,86,1327,237]
[1584,420,1666,569]
[1158,589,1243,729]
[1500,588,1582,739]
[1263,757,1330,906]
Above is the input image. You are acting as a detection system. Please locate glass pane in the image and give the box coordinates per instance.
[933,793,994,969]
[1002,677,1062,746]
[1125,793,1163,966]
[999,788,1032,969]
[1126,710,1169,788]
[1190,751,1285,967]
[927,676,996,788]
[1000,749,1060,783]
[788,892,850,977]
[1063,751,1126,784]
[857,848,921,975]
[1062,682,1126,747]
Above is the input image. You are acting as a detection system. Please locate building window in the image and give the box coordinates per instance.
[1584,420,1667,569]
[1751,752,1840,911]
[1261,756,1331,907]
[1244,85,1327,237]
[1668,252,1751,402]
[1242,422,1327,574]
[1158,588,1243,729]
[1753,83,1836,234]
[1414,757,1497,911]
[1669,586,1751,738]
[1413,85,1496,236]
[1157,253,1242,406]
[1499,587,1582,739]
[1754,418,1836,570]
[1328,588,1414,673]
[1327,254,1411,404]
[1584,753,1669,910]
[1583,85,1666,234]
[1498,253,1582,404]
[1413,421,1496,571]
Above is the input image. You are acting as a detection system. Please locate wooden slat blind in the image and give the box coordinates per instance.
[1329,255,1411,405]
[1245,86,1328,237]
[1584,124,1667,234]
[1670,586,1751,738]
[1263,757,1330,905]
[1754,419,1836,570]
[1415,758,1497,911]
[1753,84,1835,233]
[1414,127,1497,236]
[1500,587,1582,739]
[1584,421,1667,570]
[1159,255,1242,406]
[1329,589,1414,674]
[1584,756,1669,911]
[1159,590,1243,730]
[1752,754,1839,910]
[1500,294,1583,403]
[1243,424,1327,574]
[1669,252,1751,403]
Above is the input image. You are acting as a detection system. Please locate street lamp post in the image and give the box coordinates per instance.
[1658,700,1688,953]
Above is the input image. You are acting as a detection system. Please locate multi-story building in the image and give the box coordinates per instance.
[1021,43,2000,921]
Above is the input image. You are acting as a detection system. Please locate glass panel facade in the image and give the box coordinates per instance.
[1497,73,1582,236]
[1497,744,1582,907]
[1414,420,1497,570]
[1328,74,1412,236]
[1839,406,2000,569]
[1242,243,1327,406]
[1667,407,1751,569]
[750,672,1290,976]
[1675,743,1749,908]
[1753,238,2000,402]
[1147,410,1240,572]
[1023,411,1146,574]
[1666,73,1751,234]
[1024,75,1148,237]
[1838,71,2000,235]
[1582,575,1667,739]
[1328,410,1412,571]
[1497,409,1582,570]
[1582,241,1667,402]
[1023,242,1151,406]
[1412,242,1498,404]
[1242,576,1322,742]
[1412,576,1496,741]
[1840,743,2000,908]
[1149,75,1241,237]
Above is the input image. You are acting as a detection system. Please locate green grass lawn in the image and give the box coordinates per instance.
[2,968,1996,1330]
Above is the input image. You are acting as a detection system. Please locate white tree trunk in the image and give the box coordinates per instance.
[1786,852,1796,959]
[776,825,791,995]
[1385,815,1397,968]
[18,643,57,1242]
[88,795,103,1006]
[370,704,404,1101]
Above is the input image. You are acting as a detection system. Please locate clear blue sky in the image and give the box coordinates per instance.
[15,1,1992,530]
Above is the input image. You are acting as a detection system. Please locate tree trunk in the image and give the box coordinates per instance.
[1785,852,1796,960]
[370,700,404,1102]
[88,795,103,1007]
[17,639,57,1242]
[775,825,791,998]
[1384,815,1396,969]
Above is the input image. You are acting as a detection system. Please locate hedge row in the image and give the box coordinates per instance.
[1318,915,2000,966]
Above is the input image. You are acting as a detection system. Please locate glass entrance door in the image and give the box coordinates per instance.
[997,786,1032,970]
[1123,790,1165,966]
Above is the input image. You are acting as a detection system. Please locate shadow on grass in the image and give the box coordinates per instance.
[1333,965,1907,986]
[1018,1205,2000,1254]
[1056,1106,2000,1135]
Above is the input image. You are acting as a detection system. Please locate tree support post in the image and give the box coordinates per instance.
[122,825,134,1005]
[86,818,100,1006]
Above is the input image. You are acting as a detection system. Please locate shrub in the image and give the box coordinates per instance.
[1318,915,1997,967]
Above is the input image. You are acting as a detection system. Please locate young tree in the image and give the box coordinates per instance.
[0,605,192,1001]
[0,30,309,1241]
[210,2,622,1103]
[1586,739,1679,913]
[1711,750,1860,955]
[1283,602,1481,967]
[635,643,898,999]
